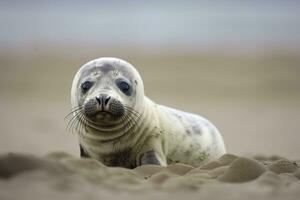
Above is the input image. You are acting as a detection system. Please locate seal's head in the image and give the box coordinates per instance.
[71,57,144,128]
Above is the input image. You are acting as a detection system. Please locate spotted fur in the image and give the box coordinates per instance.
[70,57,226,168]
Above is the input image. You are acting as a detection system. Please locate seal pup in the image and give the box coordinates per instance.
[69,57,226,168]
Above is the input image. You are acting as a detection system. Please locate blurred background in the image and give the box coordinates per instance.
[0,0,299,159]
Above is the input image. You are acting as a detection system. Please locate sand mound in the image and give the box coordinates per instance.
[218,157,267,182]
[0,153,70,178]
[268,159,298,174]
[0,152,299,200]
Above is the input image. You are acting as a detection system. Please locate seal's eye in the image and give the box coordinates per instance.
[116,79,132,95]
[119,82,130,91]
[81,81,93,93]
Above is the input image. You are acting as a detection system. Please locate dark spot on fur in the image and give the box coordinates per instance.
[176,114,182,119]
[135,80,138,85]
[185,151,192,157]
[186,129,191,135]
[191,124,202,135]
[100,63,114,73]
[102,148,134,168]
[140,151,161,165]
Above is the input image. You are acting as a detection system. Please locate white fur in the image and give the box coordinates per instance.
[71,57,226,167]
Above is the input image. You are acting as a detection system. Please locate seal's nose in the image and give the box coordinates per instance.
[95,94,111,108]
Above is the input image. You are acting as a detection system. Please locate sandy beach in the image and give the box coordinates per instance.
[0,50,300,199]
[0,152,299,200]
[1,1,300,199]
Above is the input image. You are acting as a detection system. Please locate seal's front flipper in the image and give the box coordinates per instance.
[80,144,90,158]
[140,151,161,165]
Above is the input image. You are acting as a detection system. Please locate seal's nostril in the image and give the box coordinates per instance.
[96,95,110,107]
[104,96,111,106]
[95,97,101,105]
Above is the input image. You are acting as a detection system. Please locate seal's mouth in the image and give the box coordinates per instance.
[96,111,113,117]
[94,111,115,121]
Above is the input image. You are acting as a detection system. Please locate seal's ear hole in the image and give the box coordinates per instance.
[81,81,94,93]
[115,78,132,96]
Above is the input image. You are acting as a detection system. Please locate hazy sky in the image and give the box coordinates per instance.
[1,0,299,51]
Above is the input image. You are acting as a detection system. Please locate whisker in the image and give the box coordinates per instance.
[125,106,141,118]
[65,103,143,144]
[64,106,83,120]
[66,111,82,133]
[78,112,86,136]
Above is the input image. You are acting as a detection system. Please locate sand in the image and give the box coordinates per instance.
[0,152,299,200]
